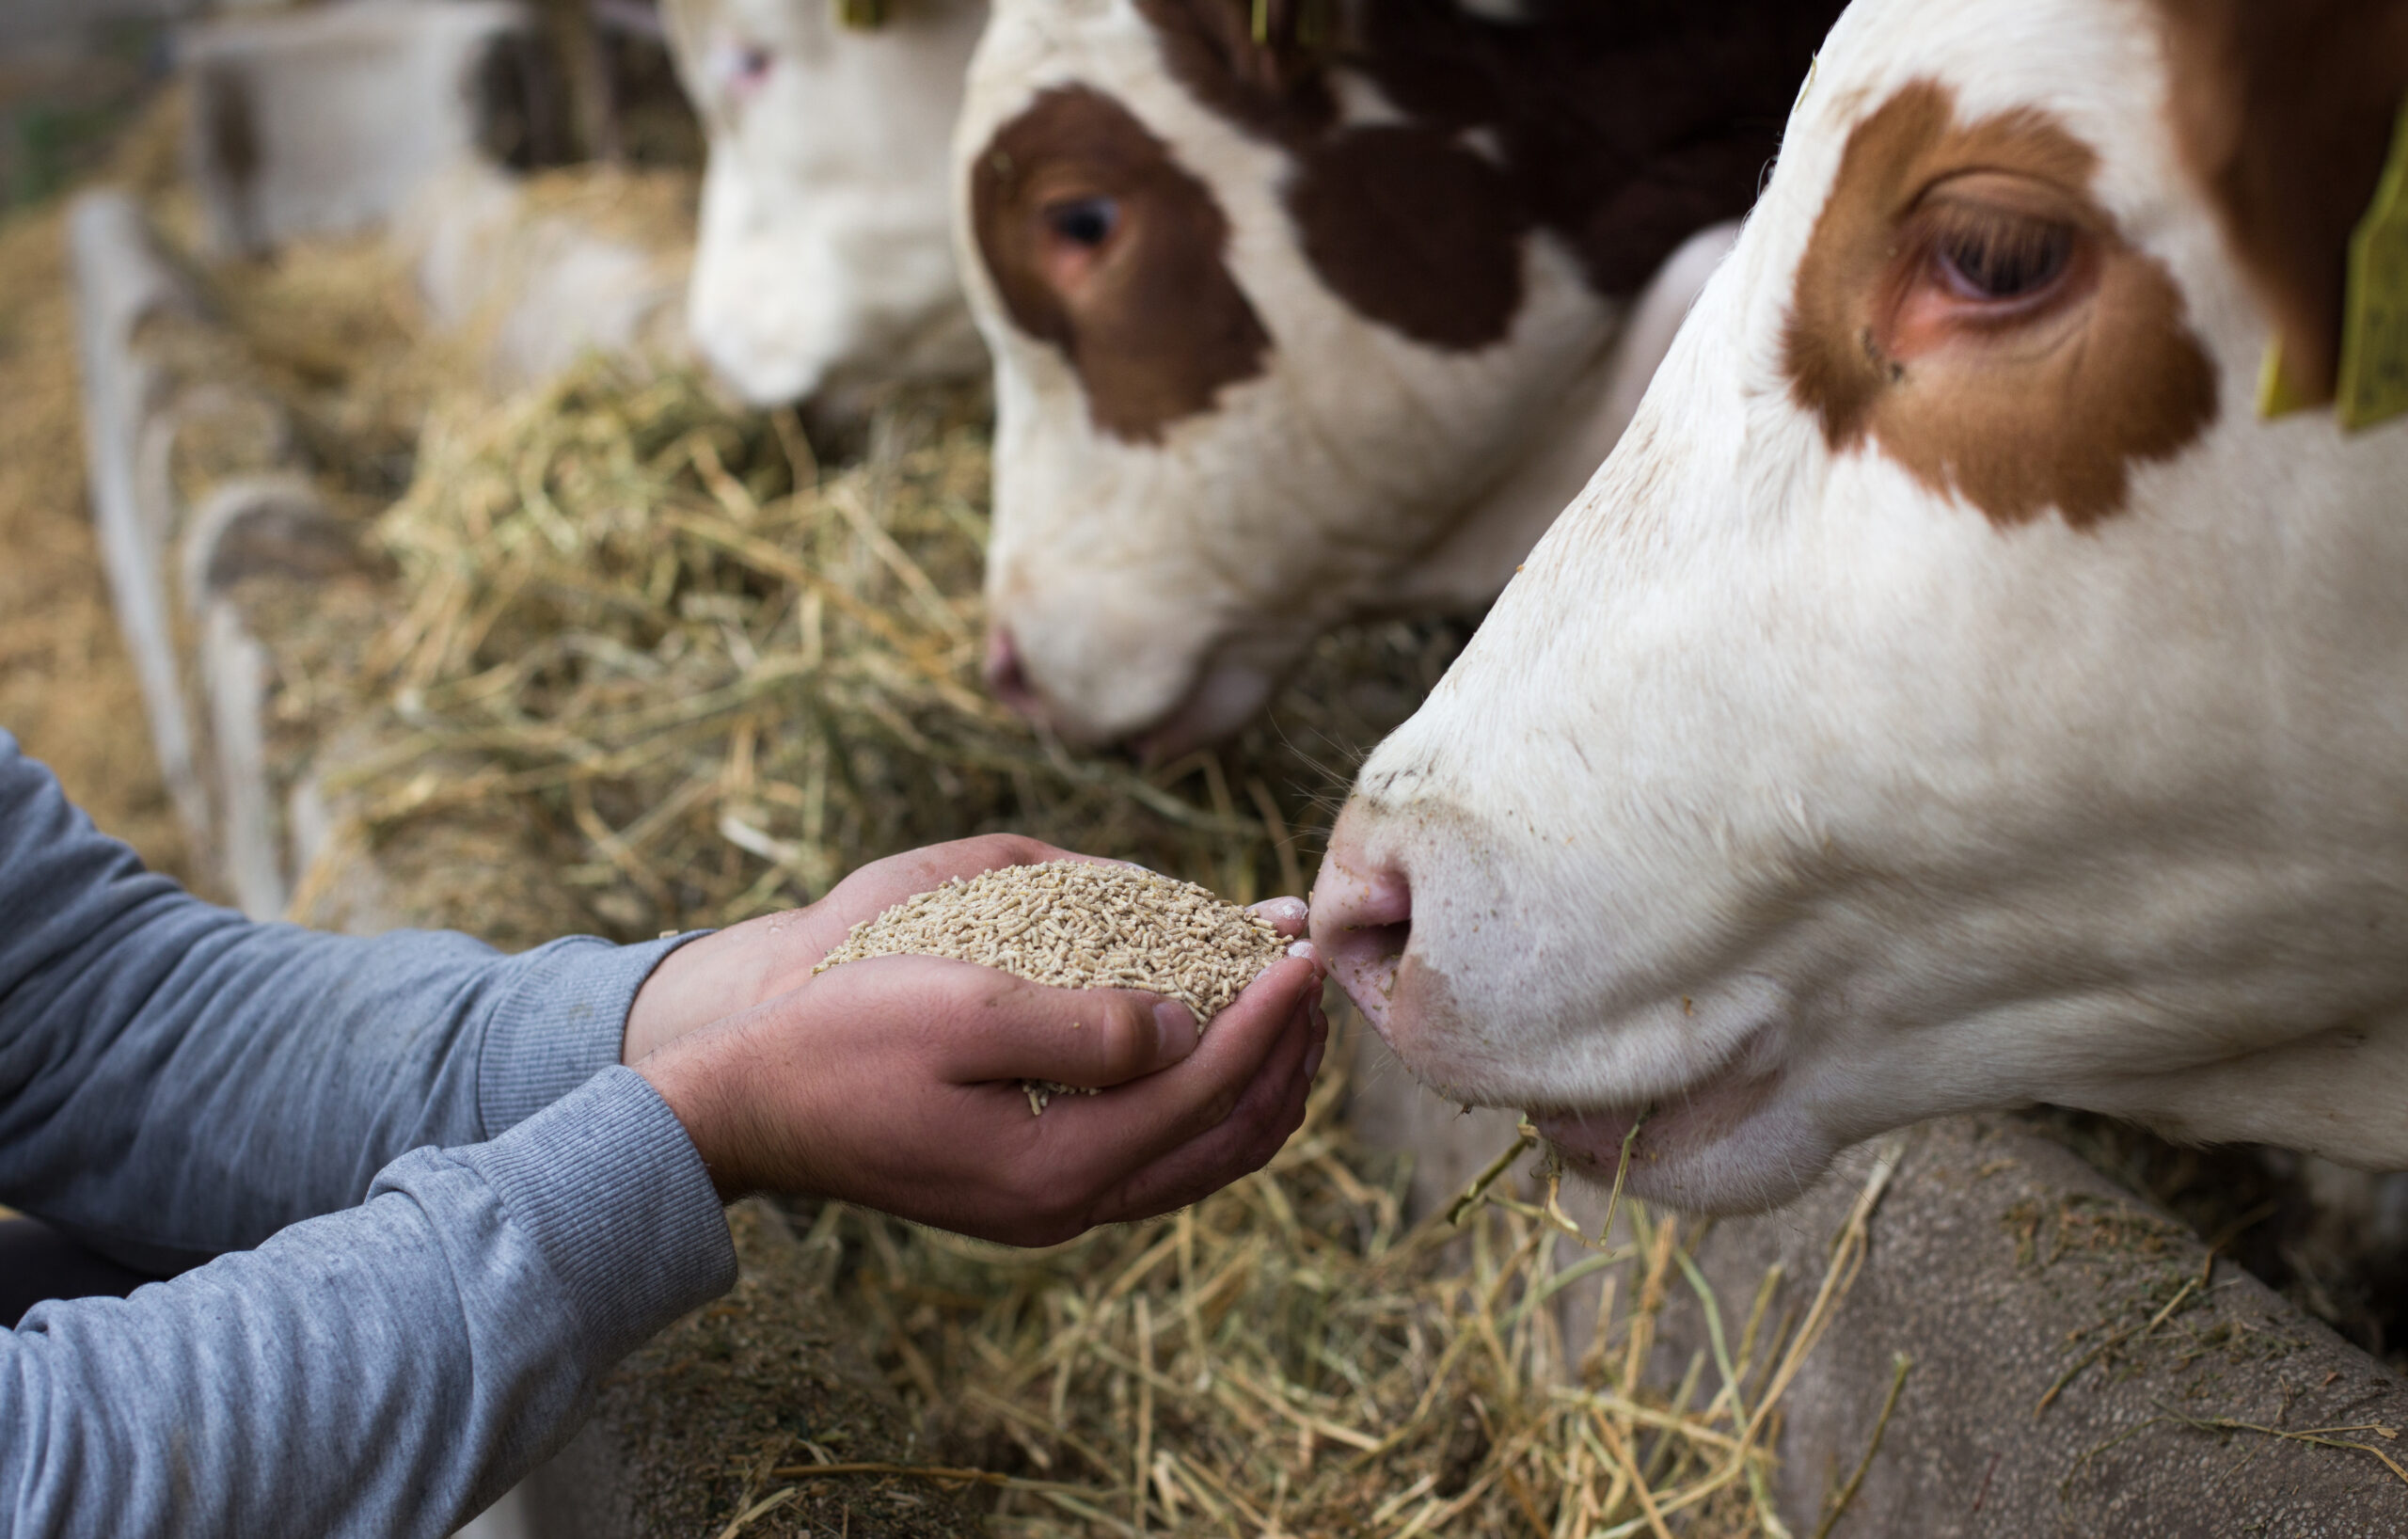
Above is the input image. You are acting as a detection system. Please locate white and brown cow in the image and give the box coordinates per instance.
[1314,0,2408,1214]
[662,0,990,405]
[957,0,1846,754]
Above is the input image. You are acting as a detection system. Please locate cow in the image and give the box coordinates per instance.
[956,0,1846,755]
[661,0,990,406]
[1310,0,2408,1216]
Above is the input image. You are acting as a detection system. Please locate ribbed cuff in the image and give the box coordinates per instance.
[463,1067,736,1358]
[477,932,706,1137]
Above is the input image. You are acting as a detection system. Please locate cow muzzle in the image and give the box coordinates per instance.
[1309,805,1415,1035]
[982,620,1279,756]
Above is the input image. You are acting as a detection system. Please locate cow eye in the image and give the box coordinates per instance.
[1930,210,2074,303]
[716,40,774,95]
[1042,197,1119,249]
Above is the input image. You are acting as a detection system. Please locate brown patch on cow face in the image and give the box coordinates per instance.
[1135,0,1846,354]
[971,86,1271,443]
[1289,126,1528,350]
[2150,1,2408,405]
[1782,82,2219,529]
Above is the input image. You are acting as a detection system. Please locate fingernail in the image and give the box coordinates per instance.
[1286,939,1319,964]
[1252,896,1308,929]
[1154,1000,1199,1056]
[1304,1039,1326,1079]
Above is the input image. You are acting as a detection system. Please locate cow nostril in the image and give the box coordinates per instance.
[1310,860,1413,1029]
[984,626,1041,717]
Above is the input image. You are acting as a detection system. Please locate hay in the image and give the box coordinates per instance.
[787,1029,1893,1539]
[205,228,448,512]
[341,357,1457,940]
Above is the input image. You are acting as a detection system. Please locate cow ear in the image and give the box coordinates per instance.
[2156,0,2408,405]
[1137,0,1341,138]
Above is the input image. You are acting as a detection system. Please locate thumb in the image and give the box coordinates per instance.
[943,975,1202,1090]
[813,956,1203,1089]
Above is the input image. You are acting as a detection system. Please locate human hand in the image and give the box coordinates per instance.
[633,940,1326,1245]
[623,834,1127,1066]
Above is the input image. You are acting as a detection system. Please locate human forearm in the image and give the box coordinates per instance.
[0,732,694,1263]
[0,1069,734,1538]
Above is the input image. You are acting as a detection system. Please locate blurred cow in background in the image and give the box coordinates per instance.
[959,0,1846,754]
[1313,0,2408,1213]
[663,0,989,405]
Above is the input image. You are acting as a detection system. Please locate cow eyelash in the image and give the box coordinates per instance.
[1923,203,2077,305]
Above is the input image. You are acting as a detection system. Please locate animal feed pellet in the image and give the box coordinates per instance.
[814,860,1290,1112]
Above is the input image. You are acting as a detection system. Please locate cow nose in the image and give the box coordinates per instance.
[1310,822,1413,1030]
[984,626,1043,719]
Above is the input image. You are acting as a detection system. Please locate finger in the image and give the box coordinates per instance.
[1249,896,1308,939]
[1086,983,1322,1223]
[1117,1017,1312,1218]
[804,955,1205,1089]
[1030,956,1321,1179]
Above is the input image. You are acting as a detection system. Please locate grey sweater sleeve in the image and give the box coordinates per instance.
[0,729,689,1271]
[2,1068,738,1538]
[0,733,740,1535]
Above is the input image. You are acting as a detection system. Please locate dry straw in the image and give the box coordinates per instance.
[783,1028,1902,1539]
[344,357,1461,941]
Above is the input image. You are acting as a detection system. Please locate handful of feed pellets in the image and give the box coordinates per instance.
[813,860,1291,1113]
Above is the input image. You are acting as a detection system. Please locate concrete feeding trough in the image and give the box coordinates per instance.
[68,188,371,919]
[1348,1045,2408,1535]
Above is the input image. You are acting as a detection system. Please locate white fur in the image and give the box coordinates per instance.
[1319,0,2408,1213]
[664,0,990,405]
[956,0,1731,744]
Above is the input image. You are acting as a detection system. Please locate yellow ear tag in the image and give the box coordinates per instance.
[2335,94,2408,431]
[2257,337,2313,419]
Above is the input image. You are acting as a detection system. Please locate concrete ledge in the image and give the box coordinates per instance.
[1683,1118,2408,1536]
[70,191,381,916]
[70,189,214,864]
[1348,1032,2408,1534]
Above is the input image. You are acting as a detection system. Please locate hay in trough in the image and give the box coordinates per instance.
[785,1026,1896,1539]
[340,357,1461,940]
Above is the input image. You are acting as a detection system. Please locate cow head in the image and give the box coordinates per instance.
[955,0,1835,753]
[664,0,990,405]
[1315,0,2408,1212]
